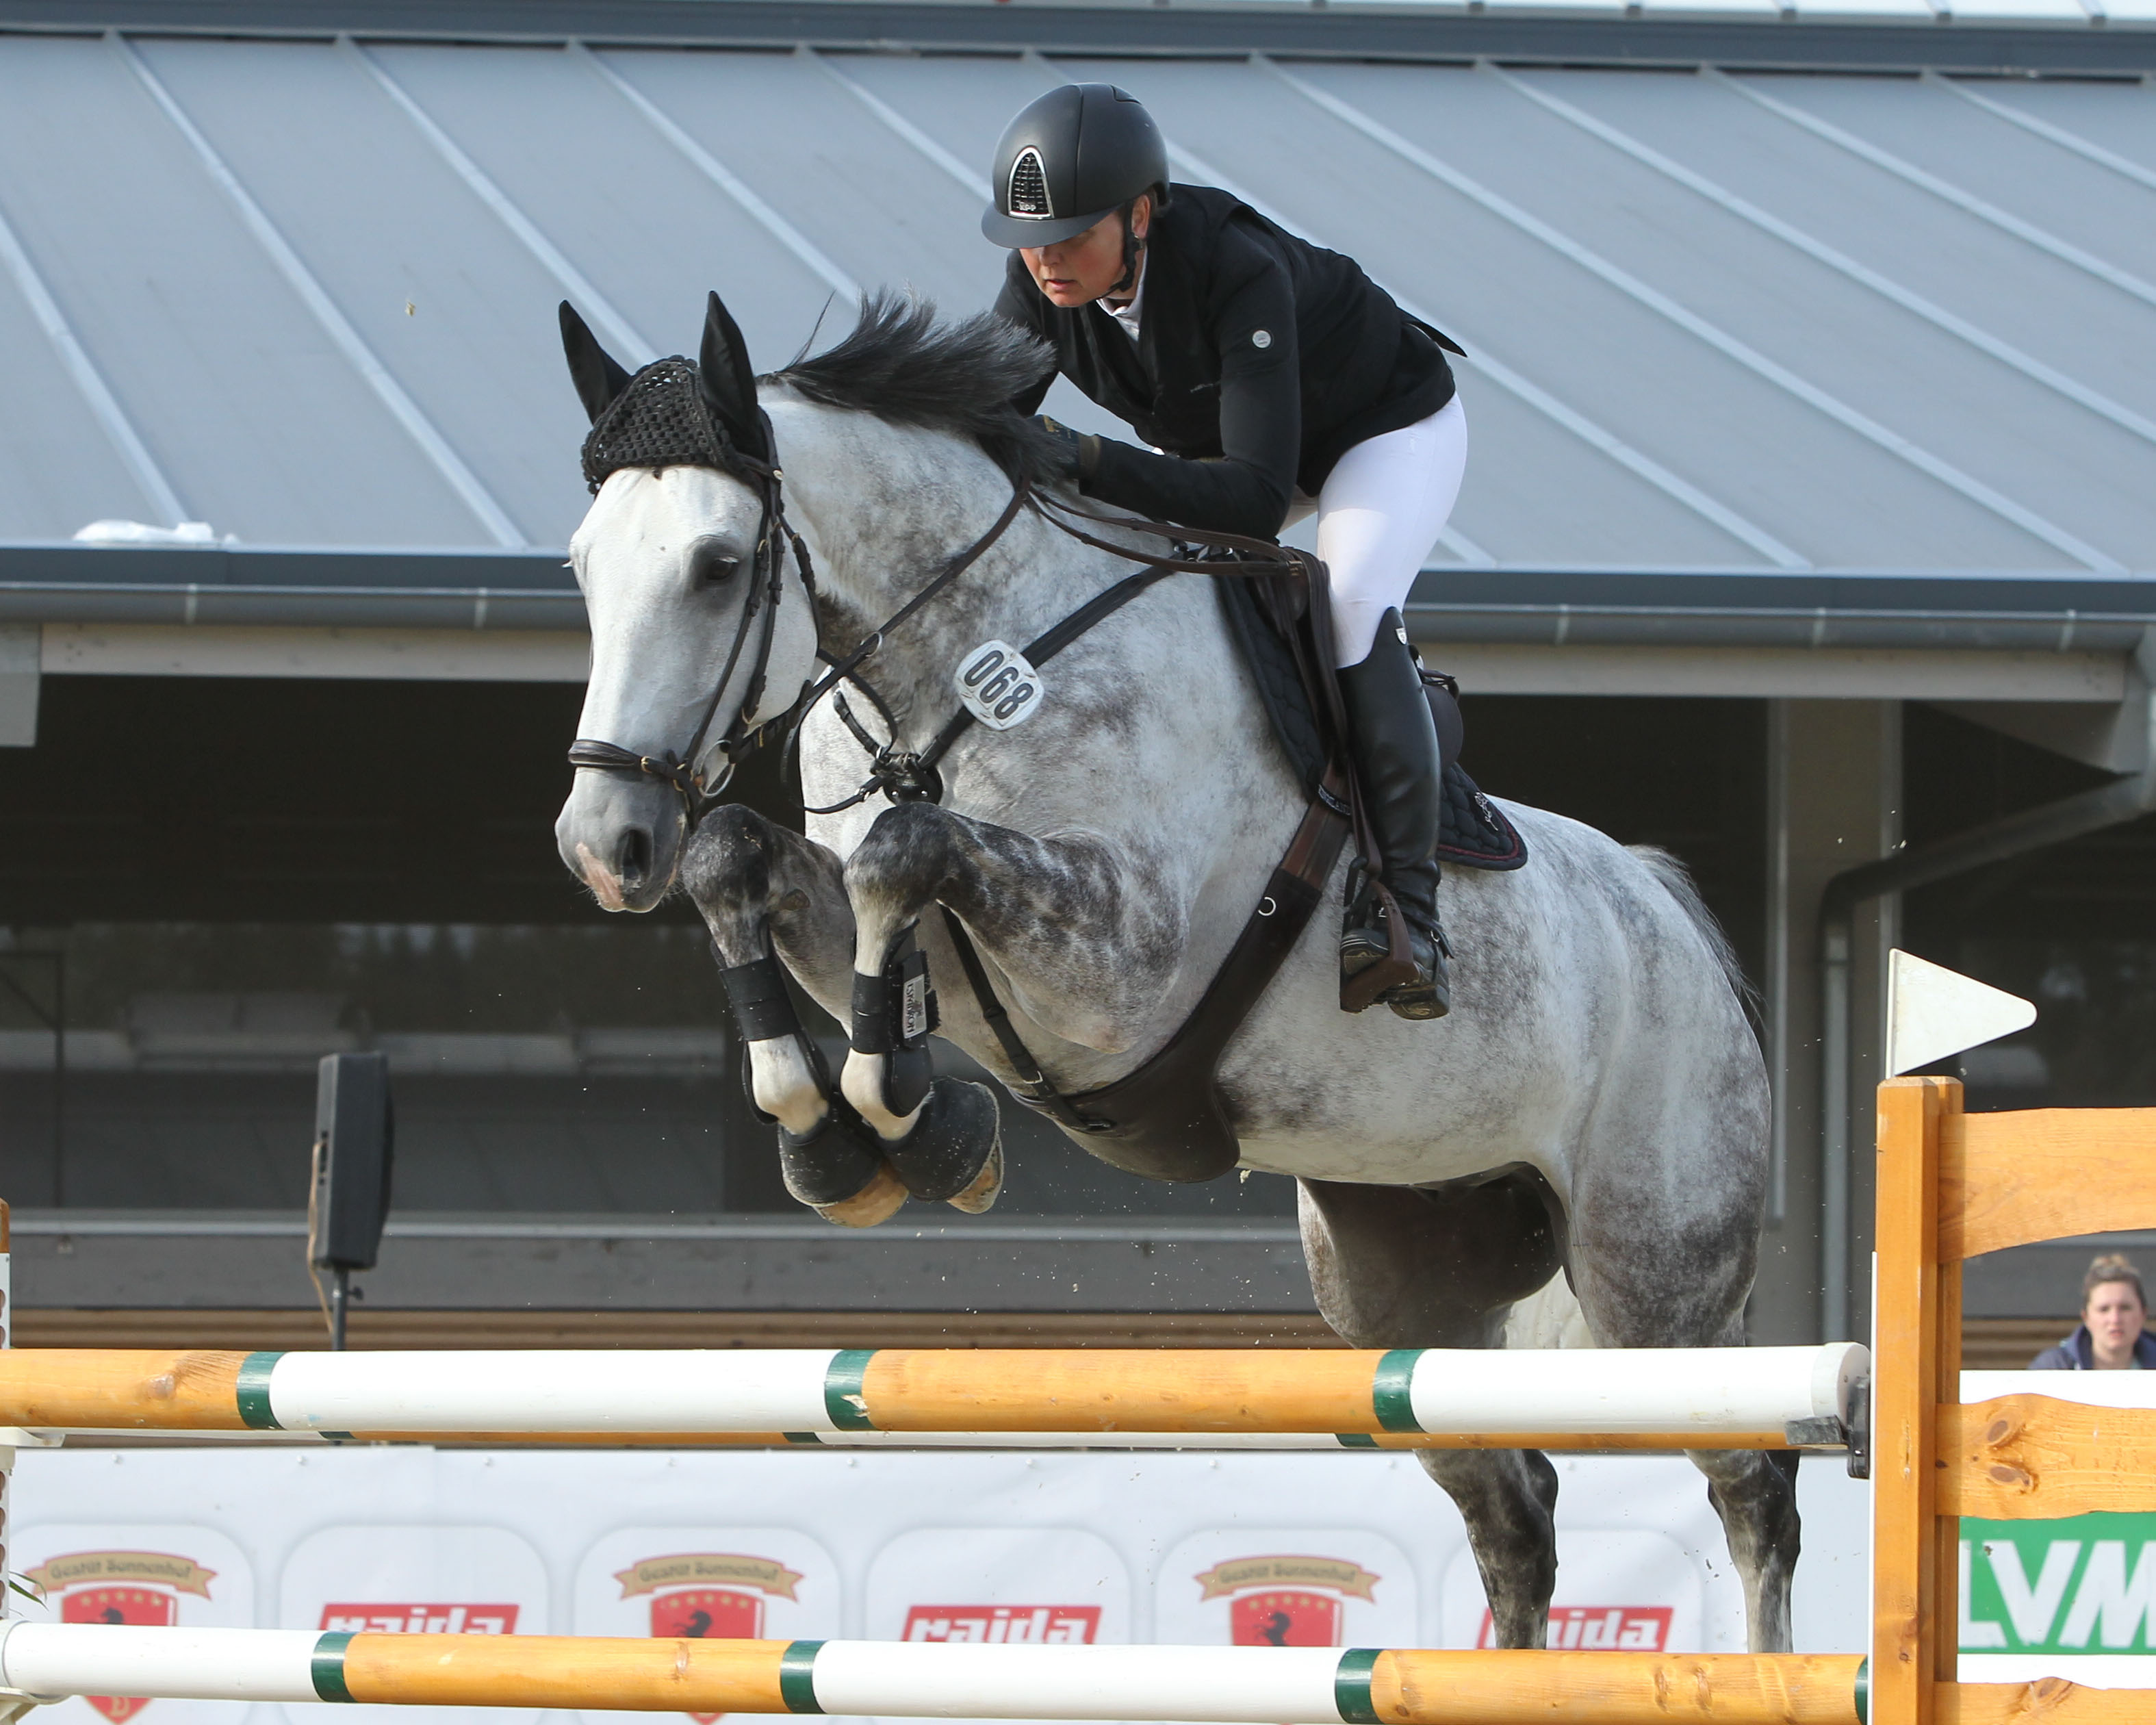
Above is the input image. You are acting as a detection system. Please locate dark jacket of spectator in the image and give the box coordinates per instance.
[2029,1325,2156,1369]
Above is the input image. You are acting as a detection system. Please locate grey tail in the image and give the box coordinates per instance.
[1630,845,1760,1021]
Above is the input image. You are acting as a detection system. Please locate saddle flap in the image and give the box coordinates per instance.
[1214,574,1528,873]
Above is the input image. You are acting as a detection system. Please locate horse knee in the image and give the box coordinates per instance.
[684,804,780,956]
[845,803,960,951]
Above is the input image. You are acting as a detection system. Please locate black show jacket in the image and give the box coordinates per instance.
[995,185,1459,539]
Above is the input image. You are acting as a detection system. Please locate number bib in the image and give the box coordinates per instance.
[953,640,1045,731]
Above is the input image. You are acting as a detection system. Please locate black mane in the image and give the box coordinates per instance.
[771,292,1066,488]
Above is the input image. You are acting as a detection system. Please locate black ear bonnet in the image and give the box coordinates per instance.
[563,293,772,494]
[577,356,741,494]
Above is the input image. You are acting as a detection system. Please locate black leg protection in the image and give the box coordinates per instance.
[719,949,899,1214]
[849,925,938,1119]
[883,1077,1002,1209]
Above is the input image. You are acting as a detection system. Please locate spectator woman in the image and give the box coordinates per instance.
[2030,1254,2156,1370]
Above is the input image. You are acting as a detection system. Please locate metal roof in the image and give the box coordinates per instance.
[1,9,2154,602]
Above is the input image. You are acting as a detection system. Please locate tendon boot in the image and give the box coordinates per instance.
[1337,609,1452,1021]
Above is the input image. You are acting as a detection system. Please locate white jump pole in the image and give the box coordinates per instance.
[0,1624,1867,1724]
[0,1343,1866,1448]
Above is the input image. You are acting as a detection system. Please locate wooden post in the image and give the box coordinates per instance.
[1932,1100,1964,1694]
[1872,1075,1955,1725]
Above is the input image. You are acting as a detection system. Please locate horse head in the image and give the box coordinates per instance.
[555,293,819,911]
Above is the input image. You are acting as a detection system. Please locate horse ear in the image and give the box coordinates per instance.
[560,301,631,423]
[697,290,768,461]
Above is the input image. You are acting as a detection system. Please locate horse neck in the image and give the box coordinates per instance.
[773,401,1094,739]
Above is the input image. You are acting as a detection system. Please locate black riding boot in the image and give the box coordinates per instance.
[1337,610,1451,1021]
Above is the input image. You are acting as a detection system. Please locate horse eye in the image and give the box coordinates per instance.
[691,549,741,588]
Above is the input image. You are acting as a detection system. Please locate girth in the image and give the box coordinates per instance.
[947,780,1350,1182]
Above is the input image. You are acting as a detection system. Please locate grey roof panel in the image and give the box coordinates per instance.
[1766,73,2156,290]
[0,27,2151,576]
[372,42,858,346]
[1443,66,2156,570]
[361,40,863,540]
[1966,74,2156,177]
[0,34,489,546]
[133,36,586,546]
[1272,58,2144,570]
[1531,70,2156,427]
[1429,376,1788,567]
[1082,55,2078,570]
[0,247,167,536]
[591,47,999,316]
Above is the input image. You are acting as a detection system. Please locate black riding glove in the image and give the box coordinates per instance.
[1032,416,1100,487]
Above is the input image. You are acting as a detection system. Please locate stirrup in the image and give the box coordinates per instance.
[1339,893,1452,1021]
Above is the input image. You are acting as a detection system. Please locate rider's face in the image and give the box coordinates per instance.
[1021,195,1151,309]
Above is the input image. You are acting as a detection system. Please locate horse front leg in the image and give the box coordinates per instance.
[680,804,908,1227]
[837,801,1170,1205]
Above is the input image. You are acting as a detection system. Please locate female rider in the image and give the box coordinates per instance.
[984,84,1470,1021]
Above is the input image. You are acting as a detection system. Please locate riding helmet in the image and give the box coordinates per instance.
[981,84,1170,248]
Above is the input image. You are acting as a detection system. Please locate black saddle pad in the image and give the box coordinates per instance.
[1214,574,1528,873]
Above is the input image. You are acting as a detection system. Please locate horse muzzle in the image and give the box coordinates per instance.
[555,772,687,913]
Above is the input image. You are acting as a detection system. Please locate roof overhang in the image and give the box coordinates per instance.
[2,1,2153,77]
[3,546,2148,730]
[10,544,2153,649]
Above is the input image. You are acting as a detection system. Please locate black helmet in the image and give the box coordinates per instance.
[982,84,1169,248]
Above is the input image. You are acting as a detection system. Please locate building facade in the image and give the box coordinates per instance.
[1,0,2152,1354]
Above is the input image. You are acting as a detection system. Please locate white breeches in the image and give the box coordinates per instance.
[1285,395,1469,668]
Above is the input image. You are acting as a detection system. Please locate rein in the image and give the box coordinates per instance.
[800,485,1311,815]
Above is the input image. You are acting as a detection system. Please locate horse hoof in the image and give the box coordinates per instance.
[947,1138,1003,1214]
[812,1157,910,1228]
[780,1108,906,1225]
[884,1077,1002,1204]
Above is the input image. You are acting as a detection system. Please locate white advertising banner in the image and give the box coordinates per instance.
[574,1529,842,1725]
[14,1523,255,1725]
[12,1446,1872,1725]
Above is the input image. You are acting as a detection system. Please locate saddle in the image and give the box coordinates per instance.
[986,555,1526,1184]
[1214,574,1528,872]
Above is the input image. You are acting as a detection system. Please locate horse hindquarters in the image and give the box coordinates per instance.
[1550,841,1795,1652]
[1296,1174,1568,1649]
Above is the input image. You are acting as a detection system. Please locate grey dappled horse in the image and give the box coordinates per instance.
[554,294,1795,1651]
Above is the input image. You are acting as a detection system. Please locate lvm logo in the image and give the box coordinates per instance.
[1477,1607,1672,1651]
[1962,1514,2156,1654]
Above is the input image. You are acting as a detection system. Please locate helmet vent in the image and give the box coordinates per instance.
[1008,148,1052,218]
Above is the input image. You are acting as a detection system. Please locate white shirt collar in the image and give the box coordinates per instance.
[1102,257,1146,344]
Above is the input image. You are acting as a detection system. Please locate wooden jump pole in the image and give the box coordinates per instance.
[0,1624,1867,1724]
[0,1343,1864,1448]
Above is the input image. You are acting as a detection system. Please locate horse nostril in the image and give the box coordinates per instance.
[618,828,652,886]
